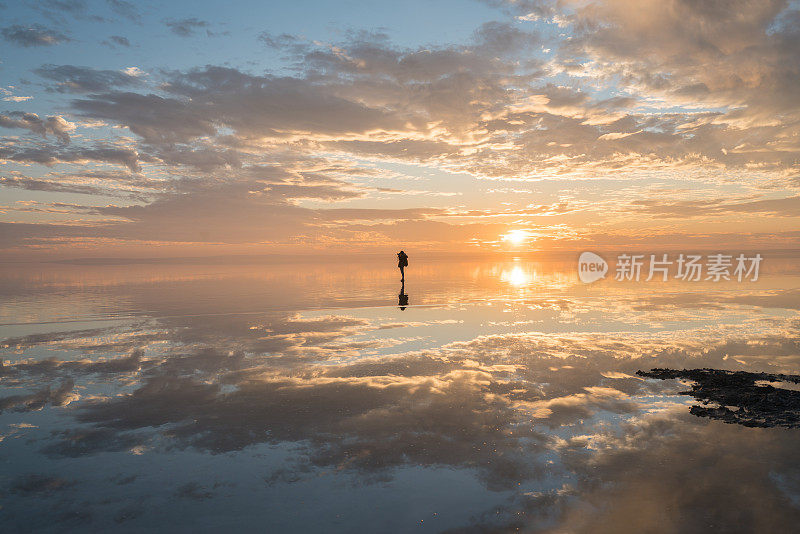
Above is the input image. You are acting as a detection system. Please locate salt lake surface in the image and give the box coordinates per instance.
[1,254,799,532]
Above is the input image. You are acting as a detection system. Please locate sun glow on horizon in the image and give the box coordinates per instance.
[502,229,532,247]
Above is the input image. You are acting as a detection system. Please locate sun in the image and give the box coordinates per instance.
[502,229,530,246]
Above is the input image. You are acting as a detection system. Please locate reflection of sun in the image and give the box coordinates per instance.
[503,229,529,246]
[501,266,532,287]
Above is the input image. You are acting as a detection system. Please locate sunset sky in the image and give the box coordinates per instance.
[1,0,798,259]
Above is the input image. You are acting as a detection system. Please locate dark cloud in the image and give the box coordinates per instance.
[9,474,75,495]
[175,482,214,500]
[106,0,139,22]
[0,143,140,171]
[72,91,217,144]
[473,20,541,56]
[160,66,413,139]
[30,0,92,24]
[13,350,143,377]
[258,32,303,50]
[0,175,103,195]
[35,64,144,93]
[1,23,70,47]
[0,378,75,413]
[105,35,130,47]
[41,427,141,458]
[0,111,72,142]
[164,17,210,37]
[38,0,87,15]
[151,146,242,171]
[0,168,156,200]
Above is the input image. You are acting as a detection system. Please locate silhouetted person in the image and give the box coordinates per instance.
[397,250,408,281]
[398,279,409,310]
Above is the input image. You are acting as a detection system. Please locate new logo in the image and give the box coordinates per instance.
[578,251,608,283]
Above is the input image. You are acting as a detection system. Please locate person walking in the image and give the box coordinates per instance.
[397,250,408,281]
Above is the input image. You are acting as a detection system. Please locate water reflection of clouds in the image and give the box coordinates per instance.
[1,260,800,531]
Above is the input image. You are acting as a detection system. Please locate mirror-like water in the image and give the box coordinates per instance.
[2,254,799,532]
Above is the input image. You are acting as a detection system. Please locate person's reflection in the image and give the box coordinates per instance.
[398,280,409,310]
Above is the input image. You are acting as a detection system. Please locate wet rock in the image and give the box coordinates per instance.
[637,368,800,429]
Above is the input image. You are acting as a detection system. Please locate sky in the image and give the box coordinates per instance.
[0,0,799,259]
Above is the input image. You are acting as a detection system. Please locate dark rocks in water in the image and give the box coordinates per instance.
[637,368,800,429]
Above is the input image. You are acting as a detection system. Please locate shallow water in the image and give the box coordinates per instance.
[2,254,800,532]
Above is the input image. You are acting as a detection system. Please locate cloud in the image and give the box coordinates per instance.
[0,143,140,171]
[0,174,105,195]
[6,308,797,513]
[0,111,73,142]
[71,67,414,145]
[0,168,156,200]
[529,1,800,125]
[36,0,87,18]
[34,64,144,93]
[71,91,218,144]
[632,195,800,218]
[164,17,210,37]
[1,24,70,47]
[9,474,75,495]
[2,261,799,527]
[1,5,798,256]
[454,408,800,531]
[105,35,130,47]
[40,428,140,458]
[105,0,139,22]
[0,378,75,413]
